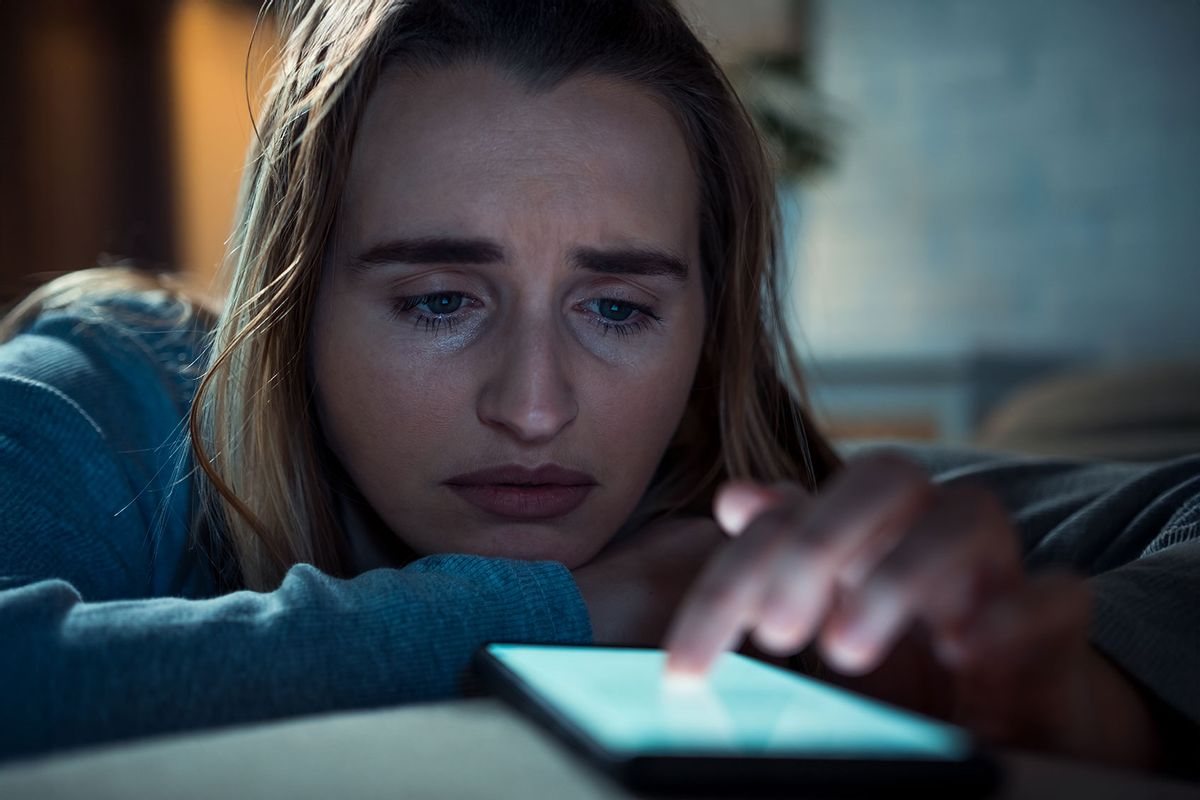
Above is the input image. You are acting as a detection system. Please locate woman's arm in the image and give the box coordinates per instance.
[0,369,591,760]
[1082,645,1167,768]
[1,556,589,761]
[853,448,1200,772]
[662,451,1200,771]
[0,315,592,761]
[1086,539,1200,774]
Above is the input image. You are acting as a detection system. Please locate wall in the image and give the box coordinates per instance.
[0,1,177,299]
[169,0,276,290]
[795,0,1200,363]
[0,1,274,300]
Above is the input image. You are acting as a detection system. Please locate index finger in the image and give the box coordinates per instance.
[665,453,935,675]
[663,500,796,675]
[664,482,810,673]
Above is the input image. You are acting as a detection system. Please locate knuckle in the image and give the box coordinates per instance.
[842,452,939,512]
[767,479,813,507]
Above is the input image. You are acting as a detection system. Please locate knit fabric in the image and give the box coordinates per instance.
[2,293,1197,763]
[0,293,592,760]
[844,441,1200,739]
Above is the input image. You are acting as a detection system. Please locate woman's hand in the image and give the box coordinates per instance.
[664,452,1026,675]
[662,452,1163,765]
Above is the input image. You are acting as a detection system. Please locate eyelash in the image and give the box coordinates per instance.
[388,292,663,338]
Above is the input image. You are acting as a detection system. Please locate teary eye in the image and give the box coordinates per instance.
[596,300,636,322]
[396,292,464,315]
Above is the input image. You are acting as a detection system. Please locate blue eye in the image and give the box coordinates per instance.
[389,292,662,339]
[584,298,663,338]
[390,292,468,335]
[428,293,462,314]
[596,300,635,322]
[402,292,463,314]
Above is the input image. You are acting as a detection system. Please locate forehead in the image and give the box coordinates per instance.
[342,62,699,252]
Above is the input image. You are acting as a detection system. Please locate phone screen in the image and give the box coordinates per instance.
[484,644,972,761]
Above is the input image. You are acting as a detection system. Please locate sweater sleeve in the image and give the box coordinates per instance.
[1,560,590,761]
[873,442,1200,729]
[0,304,592,762]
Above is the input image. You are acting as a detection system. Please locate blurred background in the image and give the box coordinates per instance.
[2,0,1198,458]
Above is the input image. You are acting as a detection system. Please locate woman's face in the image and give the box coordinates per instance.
[312,63,706,568]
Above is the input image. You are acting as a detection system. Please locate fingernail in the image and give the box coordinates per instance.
[664,676,707,695]
[714,482,778,536]
[664,650,705,675]
[826,618,877,673]
[840,617,873,650]
[751,622,795,654]
[714,494,754,535]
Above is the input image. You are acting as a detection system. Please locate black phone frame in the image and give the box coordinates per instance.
[473,642,1002,798]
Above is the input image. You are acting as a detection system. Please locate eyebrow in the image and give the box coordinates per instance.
[348,235,689,282]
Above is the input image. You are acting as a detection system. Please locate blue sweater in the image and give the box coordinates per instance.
[3,293,1198,762]
[0,293,592,760]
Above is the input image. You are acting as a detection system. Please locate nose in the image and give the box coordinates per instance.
[476,317,578,444]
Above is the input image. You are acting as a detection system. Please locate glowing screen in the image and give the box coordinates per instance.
[487,644,970,760]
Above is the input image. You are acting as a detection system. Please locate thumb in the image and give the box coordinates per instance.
[713,480,805,537]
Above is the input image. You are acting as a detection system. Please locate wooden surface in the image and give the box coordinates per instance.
[0,699,1196,800]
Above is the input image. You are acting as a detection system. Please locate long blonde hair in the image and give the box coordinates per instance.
[4,0,842,591]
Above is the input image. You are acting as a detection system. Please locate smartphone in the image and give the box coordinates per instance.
[474,643,1000,796]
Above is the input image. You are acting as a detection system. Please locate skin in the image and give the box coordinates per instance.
[311,63,707,570]
[308,61,1166,767]
[662,453,1166,767]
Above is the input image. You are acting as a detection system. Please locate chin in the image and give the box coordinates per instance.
[434,524,608,569]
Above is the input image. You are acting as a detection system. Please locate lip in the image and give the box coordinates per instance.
[445,463,597,487]
[447,484,594,520]
[444,463,597,520]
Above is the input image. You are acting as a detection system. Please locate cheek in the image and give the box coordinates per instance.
[310,285,705,565]
[313,319,476,484]
[583,345,701,471]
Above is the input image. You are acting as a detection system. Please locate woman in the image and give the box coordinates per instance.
[0,0,1195,772]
